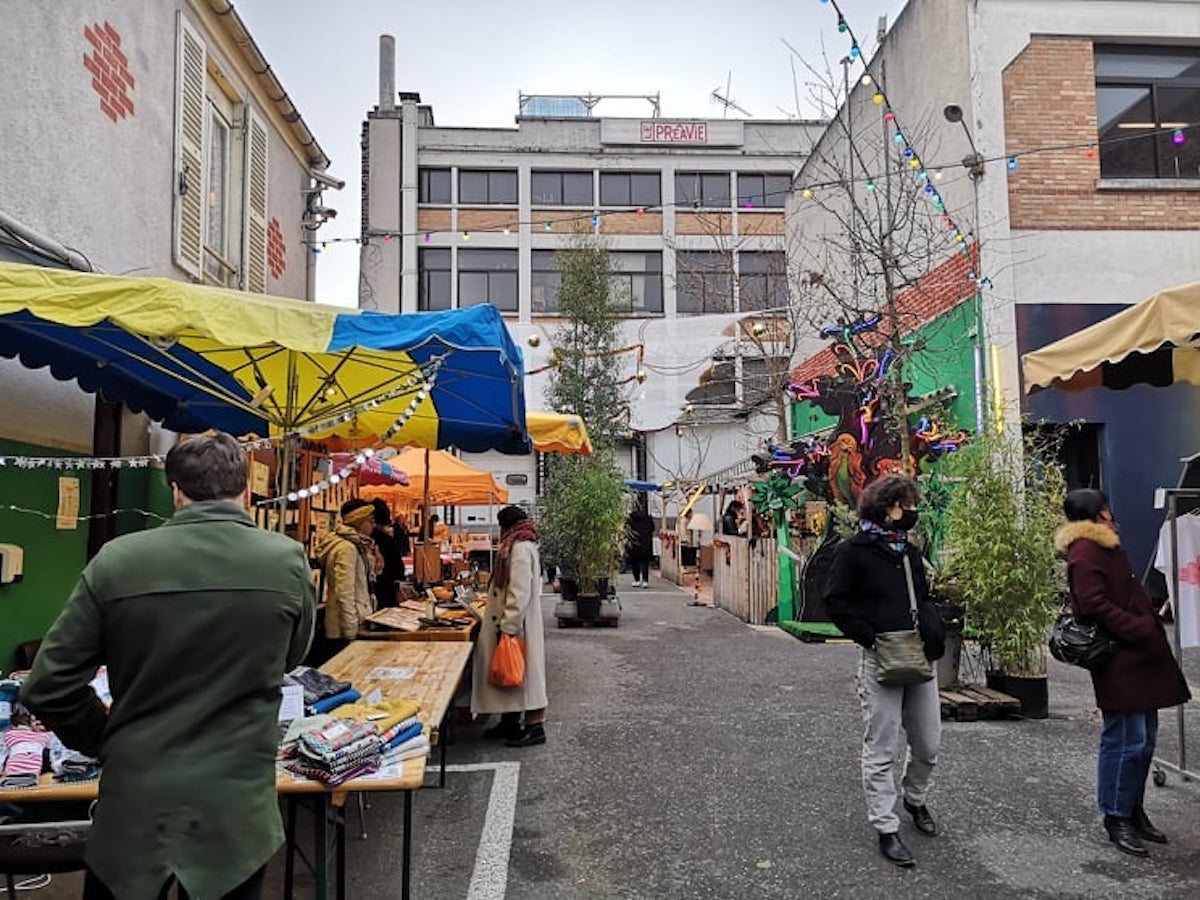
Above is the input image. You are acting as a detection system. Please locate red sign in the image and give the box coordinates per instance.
[639,121,708,144]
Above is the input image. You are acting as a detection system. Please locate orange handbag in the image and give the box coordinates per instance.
[488,633,526,688]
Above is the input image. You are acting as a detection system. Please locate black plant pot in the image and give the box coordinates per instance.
[576,594,602,620]
[987,671,1049,719]
[560,577,578,604]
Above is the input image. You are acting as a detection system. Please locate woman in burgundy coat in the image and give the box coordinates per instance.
[1056,489,1190,858]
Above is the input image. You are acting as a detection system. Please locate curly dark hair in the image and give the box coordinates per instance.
[857,474,920,526]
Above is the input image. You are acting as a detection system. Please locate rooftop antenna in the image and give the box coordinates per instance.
[711,71,751,118]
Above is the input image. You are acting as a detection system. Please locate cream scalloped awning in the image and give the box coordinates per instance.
[1022,282,1200,394]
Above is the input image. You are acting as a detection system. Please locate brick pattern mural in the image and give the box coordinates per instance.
[790,249,979,384]
[1003,36,1200,230]
[83,22,135,123]
[267,218,286,280]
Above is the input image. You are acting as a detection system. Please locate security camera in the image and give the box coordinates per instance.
[309,205,338,220]
[309,169,346,191]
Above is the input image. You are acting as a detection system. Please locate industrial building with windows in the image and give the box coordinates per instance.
[359,49,825,519]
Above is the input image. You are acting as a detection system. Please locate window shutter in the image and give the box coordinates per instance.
[245,110,269,293]
[173,14,206,279]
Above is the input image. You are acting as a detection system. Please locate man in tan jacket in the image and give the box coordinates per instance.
[316,498,376,656]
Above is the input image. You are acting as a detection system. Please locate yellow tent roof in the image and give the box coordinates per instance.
[359,447,508,507]
[1022,282,1200,393]
[525,411,593,455]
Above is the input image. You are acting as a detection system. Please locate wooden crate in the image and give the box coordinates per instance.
[939,684,1021,721]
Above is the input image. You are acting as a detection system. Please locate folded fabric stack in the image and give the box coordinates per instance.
[334,699,420,733]
[1,726,51,789]
[380,718,430,764]
[288,719,382,787]
[310,689,362,714]
[51,748,100,783]
[284,667,355,713]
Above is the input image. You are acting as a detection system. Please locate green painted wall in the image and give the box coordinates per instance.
[790,299,979,439]
[0,439,173,671]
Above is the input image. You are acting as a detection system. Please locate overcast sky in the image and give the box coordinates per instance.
[236,0,910,306]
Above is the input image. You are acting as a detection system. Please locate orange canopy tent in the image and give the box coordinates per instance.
[359,446,508,508]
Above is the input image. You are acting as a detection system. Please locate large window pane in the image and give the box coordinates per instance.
[1097,85,1157,178]
[531,250,561,312]
[491,171,518,204]
[738,252,787,312]
[676,172,730,208]
[676,251,732,314]
[458,272,489,307]
[630,172,661,207]
[610,252,663,314]
[419,168,451,203]
[531,172,561,205]
[418,248,451,311]
[1157,86,1200,179]
[1095,46,1200,80]
[738,173,790,208]
[459,170,489,204]
[600,173,631,206]
[562,172,593,205]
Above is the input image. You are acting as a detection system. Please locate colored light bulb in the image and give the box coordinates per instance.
[1007,156,1018,171]
[873,93,885,105]
[1173,129,1186,146]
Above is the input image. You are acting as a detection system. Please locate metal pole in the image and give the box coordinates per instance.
[1169,493,1187,777]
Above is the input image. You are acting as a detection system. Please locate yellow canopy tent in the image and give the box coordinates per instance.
[525,411,593,456]
[1022,282,1200,394]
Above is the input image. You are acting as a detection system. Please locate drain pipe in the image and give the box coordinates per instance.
[0,210,93,271]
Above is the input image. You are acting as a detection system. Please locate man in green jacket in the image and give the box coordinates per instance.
[20,432,315,900]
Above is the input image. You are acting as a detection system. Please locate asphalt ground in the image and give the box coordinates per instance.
[21,572,1200,899]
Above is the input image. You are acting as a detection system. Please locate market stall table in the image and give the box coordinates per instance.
[361,602,481,643]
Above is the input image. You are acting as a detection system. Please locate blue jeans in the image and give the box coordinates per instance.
[1098,710,1158,817]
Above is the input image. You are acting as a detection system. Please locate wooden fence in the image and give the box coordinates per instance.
[711,535,779,625]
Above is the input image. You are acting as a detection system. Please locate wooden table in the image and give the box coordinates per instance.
[0,641,473,900]
[321,640,472,788]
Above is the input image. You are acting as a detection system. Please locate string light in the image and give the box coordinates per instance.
[1,504,170,524]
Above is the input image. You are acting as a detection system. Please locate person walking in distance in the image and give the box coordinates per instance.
[824,474,946,868]
[20,432,315,900]
[473,505,549,747]
[626,502,656,588]
[1056,488,1190,857]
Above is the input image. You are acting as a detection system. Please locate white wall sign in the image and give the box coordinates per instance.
[600,119,744,147]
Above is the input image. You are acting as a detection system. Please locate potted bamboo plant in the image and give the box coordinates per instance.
[540,452,628,621]
[942,427,1066,717]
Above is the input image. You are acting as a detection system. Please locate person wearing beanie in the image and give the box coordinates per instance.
[315,498,378,659]
[472,505,549,747]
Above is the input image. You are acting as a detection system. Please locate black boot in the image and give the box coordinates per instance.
[1104,815,1150,857]
[482,714,521,740]
[1131,805,1168,844]
[903,799,938,836]
[878,832,915,868]
[506,723,546,748]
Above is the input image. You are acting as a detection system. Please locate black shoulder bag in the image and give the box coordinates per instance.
[1048,591,1116,671]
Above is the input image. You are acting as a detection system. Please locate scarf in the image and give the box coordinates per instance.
[860,519,907,553]
[492,520,538,591]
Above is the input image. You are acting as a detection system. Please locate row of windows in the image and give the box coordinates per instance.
[418,249,786,315]
[419,168,791,208]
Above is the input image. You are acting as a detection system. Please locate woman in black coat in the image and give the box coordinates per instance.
[1056,488,1190,858]
[825,474,945,869]
[370,499,405,608]
[625,504,656,588]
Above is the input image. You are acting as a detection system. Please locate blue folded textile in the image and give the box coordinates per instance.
[310,688,361,715]
[385,721,423,749]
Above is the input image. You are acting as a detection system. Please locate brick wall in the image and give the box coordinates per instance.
[1004,36,1200,230]
[737,211,785,236]
[676,211,732,235]
[458,209,517,232]
[597,211,662,235]
[790,249,979,384]
[416,209,451,232]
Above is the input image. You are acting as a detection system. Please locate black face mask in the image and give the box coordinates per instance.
[895,509,919,531]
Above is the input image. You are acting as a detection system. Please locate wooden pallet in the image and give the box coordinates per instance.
[939,684,1021,721]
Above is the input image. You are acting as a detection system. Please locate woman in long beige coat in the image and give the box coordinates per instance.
[472,505,548,747]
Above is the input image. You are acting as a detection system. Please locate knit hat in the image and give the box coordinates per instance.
[341,499,374,528]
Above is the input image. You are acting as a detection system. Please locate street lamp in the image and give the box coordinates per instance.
[943,104,986,179]
[944,103,988,432]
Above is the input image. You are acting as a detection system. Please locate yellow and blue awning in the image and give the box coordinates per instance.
[0,263,528,453]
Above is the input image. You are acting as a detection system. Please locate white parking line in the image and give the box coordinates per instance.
[445,762,521,900]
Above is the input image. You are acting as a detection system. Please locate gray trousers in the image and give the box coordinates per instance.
[856,648,941,833]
